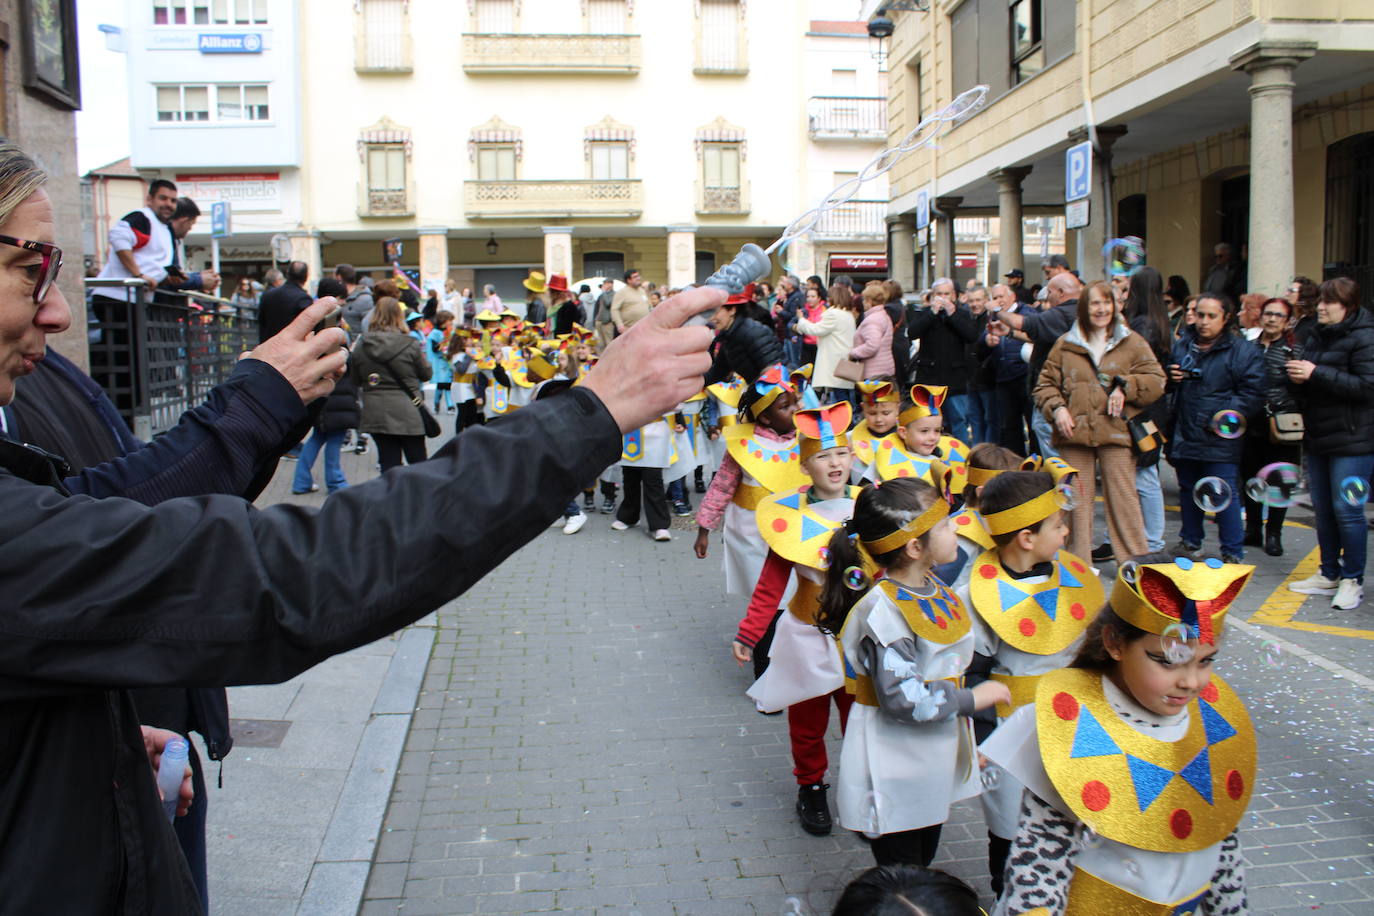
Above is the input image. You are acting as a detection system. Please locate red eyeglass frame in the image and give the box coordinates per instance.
[0,233,64,303]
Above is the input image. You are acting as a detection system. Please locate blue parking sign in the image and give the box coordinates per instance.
[211,201,231,239]
[1065,141,1092,202]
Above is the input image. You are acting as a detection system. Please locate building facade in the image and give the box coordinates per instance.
[118,0,894,300]
[866,0,1374,302]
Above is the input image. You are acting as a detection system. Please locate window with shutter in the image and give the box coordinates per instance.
[590,143,630,180]
[366,145,409,214]
[477,147,518,181]
[475,0,516,33]
[362,0,408,69]
[587,0,627,34]
[699,0,740,71]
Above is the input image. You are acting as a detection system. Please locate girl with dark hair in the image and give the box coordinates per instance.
[955,465,1103,897]
[694,367,804,596]
[1241,297,1302,556]
[817,478,1010,867]
[1285,276,1374,609]
[1165,274,1191,333]
[831,864,982,916]
[1124,266,1174,555]
[1287,275,1320,343]
[982,560,1256,916]
[932,442,1023,589]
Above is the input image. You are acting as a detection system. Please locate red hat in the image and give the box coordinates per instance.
[725,282,756,306]
[547,274,571,294]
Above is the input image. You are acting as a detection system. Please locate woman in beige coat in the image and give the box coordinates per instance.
[794,284,860,403]
[1034,281,1165,561]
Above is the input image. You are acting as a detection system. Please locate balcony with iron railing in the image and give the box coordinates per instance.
[462,32,642,74]
[464,179,643,219]
[695,181,751,216]
[812,201,886,241]
[807,97,887,141]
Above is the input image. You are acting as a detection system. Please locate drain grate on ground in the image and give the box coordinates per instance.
[228,718,292,748]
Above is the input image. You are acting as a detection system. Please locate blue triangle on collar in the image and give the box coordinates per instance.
[1126,754,1175,811]
[916,598,938,624]
[1199,699,1237,746]
[775,491,803,511]
[1070,706,1121,759]
[800,514,829,543]
[998,579,1029,612]
[1033,588,1059,621]
[1059,562,1082,588]
[1178,747,1214,804]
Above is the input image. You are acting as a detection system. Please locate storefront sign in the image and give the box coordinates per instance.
[176,173,281,212]
[199,33,263,53]
[955,254,979,270]
[829,255,888,272]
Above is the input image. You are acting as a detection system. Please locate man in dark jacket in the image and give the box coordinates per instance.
[257,260,313,342]
[336,263,373,340]
[976,284,1031,453]
[989,271,1082,457]
[905,276,978,442]
[704,285,784,385]
[0,288,719,915]
[775,275,805,367]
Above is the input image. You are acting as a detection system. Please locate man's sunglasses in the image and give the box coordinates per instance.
[0,234,63,303]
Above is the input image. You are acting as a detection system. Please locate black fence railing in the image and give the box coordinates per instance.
[86,279,259,440]
[807,96,887,139]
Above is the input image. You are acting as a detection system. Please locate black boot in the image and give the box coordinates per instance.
[1265,532,1284,557]
[694,467,706,494]
[796,784,833,836]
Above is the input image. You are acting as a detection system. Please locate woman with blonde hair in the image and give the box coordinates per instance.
[795,282,861,404]
[847,281,895,380]
[350,295,433,471]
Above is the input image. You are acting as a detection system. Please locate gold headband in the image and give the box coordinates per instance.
[983,489,1062,536]
[966,465,1008,487]
[860,498,950,554]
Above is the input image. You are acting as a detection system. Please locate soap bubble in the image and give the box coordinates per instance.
[1340,476,1371,507]
[1161,622,1195,665]
[861,791,884,839]
[1118,560,1140,586]
[1054,480,1078,511]
[1210,409,1246,439]
[1254,462,1301,507]
[817,546,832,569]
[1244,477,1268,504]
[781,897,805,916]
[1261,640,1284,668]
[1193,477,1232,513]
[1103,236,1146,278]
[844,566,867,591]
[981,763,1003,790]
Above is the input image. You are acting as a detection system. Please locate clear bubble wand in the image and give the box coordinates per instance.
[696,85,992,307]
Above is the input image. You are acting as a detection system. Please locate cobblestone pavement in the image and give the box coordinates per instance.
[355,462,1374,915]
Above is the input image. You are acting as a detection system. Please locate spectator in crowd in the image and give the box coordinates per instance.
[1202,241,1246,303]
[977,283,1032,453]
[848,281,896,380]
[882,278,910,387]
[612,268,651,335]
[754,281,777,310]
[257,260,312,343]
[1238,292,1265,335]
[832,274,855,292]
[1286,277,1374,610]
[577,283,595,325]
[795,283,826,368]
[907,276,978,442]
[963,283,998,444]
[593,277,616,348]
[549,276,583,336]
[795,282,859,404]
[1042,252,1071,283]
[0,136,719,911]
[293,282,360,496]
[1242,296,1303,557]
[423,288,440,323]
[1166,291,1265,563]
[989,271,1083,458]
[1289,274,1320,343]
[350,296,432,472]
[161,197,219,296]
[1004,267,1034,305]
[704,283,783,385]
[336,263,374,341]
[230,276,259,312]
[441,278,463,313]
[775,275,805,367]
[523,271,547,325]
[262,267,284,289]
[483,282,503,314]
[1034,280,1165,562]
[1165,274,1191,334]
[1119,266,1174,556]
[94,178,177,294]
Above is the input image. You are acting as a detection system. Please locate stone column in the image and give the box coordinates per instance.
[933,197,962,281]
[542,226,574,279]
[887,215,917,291]
[417,227,450,296]
[1230,41,1316,298]
[989,166,1033,277]
[666,225,698,288]
[287,230,322,296]
[1066,125,1127,283]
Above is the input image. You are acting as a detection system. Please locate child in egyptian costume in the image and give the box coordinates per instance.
[981,559,1255,916]
[730,402,862,837]
[702,374,745,480]
[867,385,970,494]
[815,477,1011,868]
[951,464,1104,897]
[693,366,806,597]
[933,443,1025,590]
[849,379,902,483]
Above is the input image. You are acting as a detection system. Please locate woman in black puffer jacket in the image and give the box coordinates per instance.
[291,368,361,495]
[1285,277,1374,610]
[704,284,784,385]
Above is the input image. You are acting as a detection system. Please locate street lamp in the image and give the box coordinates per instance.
[485,233,499,256]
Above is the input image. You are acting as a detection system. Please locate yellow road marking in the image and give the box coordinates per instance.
[1250,544,1374,641]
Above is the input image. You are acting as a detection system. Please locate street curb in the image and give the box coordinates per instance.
[297,623,436,915]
